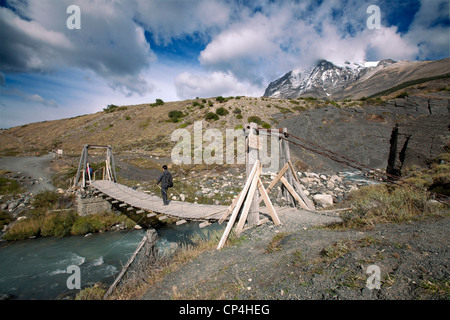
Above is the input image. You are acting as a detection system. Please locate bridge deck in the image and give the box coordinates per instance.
[91,180,229,221]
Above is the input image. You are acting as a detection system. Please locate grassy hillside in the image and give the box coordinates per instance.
[0,95,366,157]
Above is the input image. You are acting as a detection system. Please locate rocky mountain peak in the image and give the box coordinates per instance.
[263,59,396,99]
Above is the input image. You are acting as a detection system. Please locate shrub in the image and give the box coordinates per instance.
[3,217,41,240]
[204,112,219,121]
[216,107,229,116]
[103,105,127,113]
[215,96,226,103]
[261,122,271,129]
[233,107,242,114]
[151,99,164,106]
[168,110,184,123]
[0,176,22,195]
[236,114,243,119]
[248,116,263,125]
[395,92,409,99]
[341,184,431,229]
[32,191,63,209]
[41,211,77,237]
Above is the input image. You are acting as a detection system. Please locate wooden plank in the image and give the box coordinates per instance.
[103,233,148,299]
[257,178,281,226]
[235,164,261,235]
[199,221,210,228]
[217,160,260,250]
[288,160,315,211]
[218,190,243,224]
[258,162,290,203]
[280,176,309,210]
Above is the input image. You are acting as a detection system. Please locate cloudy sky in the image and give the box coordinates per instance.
[0,0,448,128]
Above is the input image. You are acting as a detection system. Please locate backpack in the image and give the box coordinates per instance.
[167,174,173,188]
[163,171,173,188]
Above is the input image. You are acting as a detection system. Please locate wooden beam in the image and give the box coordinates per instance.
[288,160,315,211]
[257,162,289,203]
[235,164,261,235]
[257,178,281,226]
[199,221,211,228]
[218,189,243,224]
[279,176,309,210]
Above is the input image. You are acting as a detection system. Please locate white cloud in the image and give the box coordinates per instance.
[0,1,156,96]
[175,71,263,99]
[404,0,450,60]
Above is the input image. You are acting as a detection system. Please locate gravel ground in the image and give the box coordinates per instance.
[0,154,55,193]
[142,210,449,300]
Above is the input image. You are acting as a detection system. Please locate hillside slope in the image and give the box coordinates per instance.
[1,79,448,175]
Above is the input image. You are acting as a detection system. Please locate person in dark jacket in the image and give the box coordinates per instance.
[156,165,173,205]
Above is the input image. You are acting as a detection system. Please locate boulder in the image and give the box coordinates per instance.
[313,194,333,207]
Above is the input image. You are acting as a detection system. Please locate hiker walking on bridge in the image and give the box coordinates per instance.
[156,165,173,205]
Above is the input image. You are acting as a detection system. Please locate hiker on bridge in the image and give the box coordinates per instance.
[156,165,173,206]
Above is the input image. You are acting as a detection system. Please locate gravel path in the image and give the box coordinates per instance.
[0,154,55,193]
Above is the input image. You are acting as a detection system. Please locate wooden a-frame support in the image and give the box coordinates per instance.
[217,160,281,250]
[217,125,315,250]
[73,144,117,188]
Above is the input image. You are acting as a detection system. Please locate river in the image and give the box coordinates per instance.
[0,221,224,300]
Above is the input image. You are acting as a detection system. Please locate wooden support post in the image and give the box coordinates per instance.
[235,163,261,235]
[103,229,157,299]
[279,176,310,210]
[288,161,315,211]
[257,178,281,225]
[246,122,260,227]
[217,160,260,250]
[257,162,289,203]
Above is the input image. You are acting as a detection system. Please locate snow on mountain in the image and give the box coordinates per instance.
[263,59,396,99]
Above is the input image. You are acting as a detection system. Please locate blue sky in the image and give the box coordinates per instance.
[0,0,449,128]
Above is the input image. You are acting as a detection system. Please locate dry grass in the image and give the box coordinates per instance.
[107,228,239,300]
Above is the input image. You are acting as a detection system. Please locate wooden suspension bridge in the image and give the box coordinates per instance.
[73,124,317,248]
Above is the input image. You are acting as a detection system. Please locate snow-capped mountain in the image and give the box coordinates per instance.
[263,59,396,99]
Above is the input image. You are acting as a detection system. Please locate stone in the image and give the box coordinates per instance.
[313,194,333,207]
[330,175,343,183]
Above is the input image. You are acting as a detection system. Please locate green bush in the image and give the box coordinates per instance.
[0,177,22,195]
[41,211,77,237]
[204,112,219,121]
[216,107,229,116]
[395,92,409,99]
[32,191,63,209]
[261,122,271,129]
[215,96,226,103]
[168,110,184,123]
[103,105,127,113]
[151,99,164,107]
[247,116,263,125]
[3,217,42,240]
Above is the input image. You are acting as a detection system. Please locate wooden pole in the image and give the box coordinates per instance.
[235,163,261,235]
[246,122,260,227]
